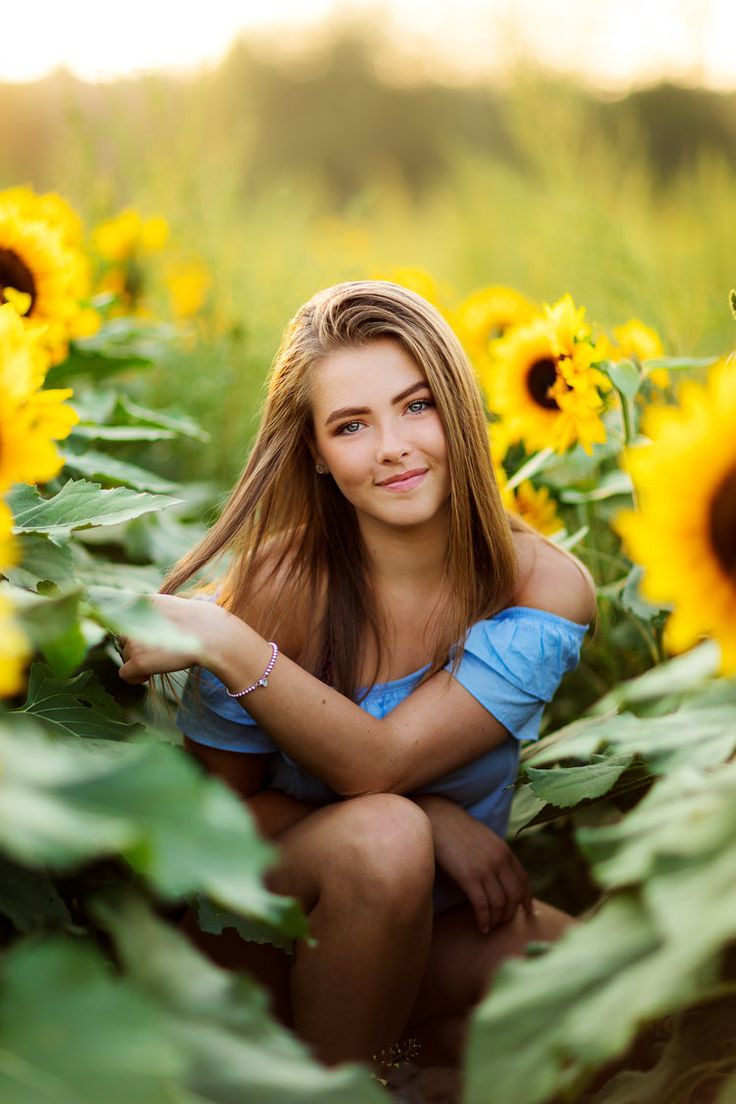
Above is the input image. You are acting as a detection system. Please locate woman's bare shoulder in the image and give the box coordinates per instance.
[512,530,596,625]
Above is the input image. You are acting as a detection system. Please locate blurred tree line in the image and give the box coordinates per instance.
[2,24,735,205]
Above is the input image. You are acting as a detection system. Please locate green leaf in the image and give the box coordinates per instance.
[18,664,140,741]
[507,784,548,838]
[71,545,163,593]
[0,716,139,866]
[577,760,736,891]
[45,318,177,385]
[641,356,719,373]
[71,424,177,442]
[465,897,669,1104]
[595,641,721,710]
[0,938,188,1104]
[8,480,181,538]
[85,589,202,655]
[0,715,304,934]
[526,752,635,808]
[2,533,76,591]
[605,359,642,398]
[560,469,633,504]
[0,855,71,934]
[527,701,736,776]
[8,587,88,677]
[115,395,210,442]
[619,564,669,621]
[505,448,555,493]
[96,892,385,1104]
[60,448,178,492]
[72,738,305,932]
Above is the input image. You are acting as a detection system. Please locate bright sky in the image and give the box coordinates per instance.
[3,0,735,90]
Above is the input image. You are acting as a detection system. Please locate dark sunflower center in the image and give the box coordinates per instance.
[526,358,560,410]
[0,248,37,311]
[710,465,736,578]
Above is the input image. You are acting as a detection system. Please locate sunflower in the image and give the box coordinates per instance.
[616,356,736,672]
[452,285,537,371]
[0,304,79,491]
[0,186,84,247]
[92,208,169,263]
[509,481,563,536]
[0,198,90,365]
[371,266,452,312]
[485,295,611,455]
[165,256,212,319]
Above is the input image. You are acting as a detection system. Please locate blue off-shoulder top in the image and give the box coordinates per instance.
[176,606,588,911]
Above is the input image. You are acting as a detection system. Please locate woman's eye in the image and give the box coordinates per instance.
[338,421,362,435]
[407,398,433,413]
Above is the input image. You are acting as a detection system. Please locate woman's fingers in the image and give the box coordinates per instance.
[464,881,493,935]
[481,874,507,932]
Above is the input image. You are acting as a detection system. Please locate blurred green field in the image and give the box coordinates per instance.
[3,29,735,485]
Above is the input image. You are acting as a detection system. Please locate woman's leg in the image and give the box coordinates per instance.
[182,793,436,1066]
[406,898,576,1067]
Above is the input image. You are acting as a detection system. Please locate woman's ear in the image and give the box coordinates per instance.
[306,434,328,474]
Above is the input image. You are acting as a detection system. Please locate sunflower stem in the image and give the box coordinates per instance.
[618,390,634,445]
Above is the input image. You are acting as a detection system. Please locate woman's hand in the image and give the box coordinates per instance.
[415,795,533,934]
[117,593,227,685]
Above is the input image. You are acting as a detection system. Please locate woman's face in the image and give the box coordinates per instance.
[310,338,451,533]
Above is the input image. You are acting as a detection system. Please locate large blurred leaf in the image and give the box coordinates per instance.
[592,640,721,710]
[124,511,209,567]
[71,545,163,592]
[0,715,304,934]
[115,395,210,442]
[560,470,633,504]
[69,737,304,932]
[85,588,202,657]
[1,533,75,591]
[60,447,179,492]
[18,664,140,741]
[96,892,385,1104]
[605,359,641,398]
[465,897,673,1104]
[0,855,71,934]
[71,424,177,442]
[7,586,88,677]
[0,938,189,1104]
[526,700,736,775]
[45,318,177,385]
[0,716,138,866]
[8,480,180,538]
[578,760,736,894]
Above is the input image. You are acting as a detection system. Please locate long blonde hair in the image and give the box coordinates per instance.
[162,280,517,698]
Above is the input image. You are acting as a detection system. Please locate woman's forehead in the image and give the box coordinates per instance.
[310,340,426,410]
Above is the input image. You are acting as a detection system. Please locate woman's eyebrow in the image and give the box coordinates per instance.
[324,380,428,427]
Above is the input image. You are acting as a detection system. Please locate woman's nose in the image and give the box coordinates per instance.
[375,420,410,463]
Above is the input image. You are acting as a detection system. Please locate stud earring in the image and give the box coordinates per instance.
[315,462,327,474]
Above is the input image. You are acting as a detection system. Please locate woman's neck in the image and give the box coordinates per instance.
[358,512,449,597]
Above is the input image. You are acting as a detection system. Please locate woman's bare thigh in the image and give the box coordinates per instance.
[407,898,577,1027]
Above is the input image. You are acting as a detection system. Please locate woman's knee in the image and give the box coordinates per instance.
[334,793,435,906]
[268,794,435,913]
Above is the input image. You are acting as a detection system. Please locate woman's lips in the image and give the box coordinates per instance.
[377,469,428,491]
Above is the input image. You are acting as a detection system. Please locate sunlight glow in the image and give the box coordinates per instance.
[3,0,735,90]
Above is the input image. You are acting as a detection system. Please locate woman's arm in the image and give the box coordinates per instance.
[120,550,591,799]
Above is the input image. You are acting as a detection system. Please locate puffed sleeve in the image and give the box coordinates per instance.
[175,667,278,754]
[444,607,588,742]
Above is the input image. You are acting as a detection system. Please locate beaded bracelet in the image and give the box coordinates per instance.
[225,642,279,698]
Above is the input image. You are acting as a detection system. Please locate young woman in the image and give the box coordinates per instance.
[118,280,595,1071]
